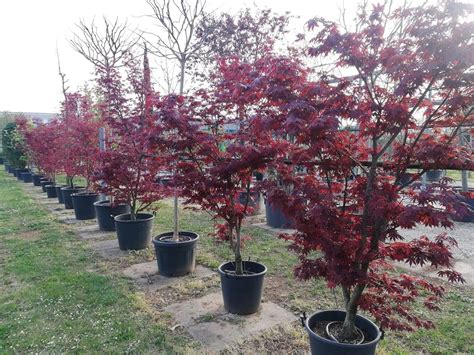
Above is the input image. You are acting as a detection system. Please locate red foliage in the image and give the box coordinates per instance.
[92,49,169,216]
[17,118,63,181]
[260,1,473,332]
[59,92,101,188]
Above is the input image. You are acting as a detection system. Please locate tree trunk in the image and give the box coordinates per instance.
[340,284,365,341]
[234,224,243,275]
[172,189,179,241]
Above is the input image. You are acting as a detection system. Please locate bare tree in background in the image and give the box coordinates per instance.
[70,17,138,71]
[145,0,206,95]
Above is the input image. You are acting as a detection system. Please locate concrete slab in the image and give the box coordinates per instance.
[164,292,295,351]
[251,222,296,235]
[122,261,215,290]
[90,239,128,259]
[74,224,115,240]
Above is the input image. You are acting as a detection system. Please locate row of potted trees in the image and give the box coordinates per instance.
[2,1,473,353]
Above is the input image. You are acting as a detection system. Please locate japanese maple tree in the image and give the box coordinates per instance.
[92,48,168,220]
[59,92,101,189]
[17,118,63,182]
[264,1,473,341]
[163,56,300,273]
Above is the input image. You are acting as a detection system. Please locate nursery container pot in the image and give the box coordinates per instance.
[16,168,29,181]
[71,192,99,220]
[61,186,85,209]
[8,165,14,174]
[304,310,382,355]
[21,172,33,183]
[45,184,58,198]
[152,231,199,276]
[55,185,67,204]
[451,191,474,223]
[94,200,131,231]
[114,213,154,250]
[0,157,4,164]
[265,200,294,229]
[40,179,53,192]
[32,174,44,186]
[425,170,443,182]
[218,260,267,315]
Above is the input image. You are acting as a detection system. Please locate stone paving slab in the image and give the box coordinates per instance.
[164,292,295,352]
[251,221,296,235]
[89,238,128,259]
[122,261,215,291]
[74,224,115,240]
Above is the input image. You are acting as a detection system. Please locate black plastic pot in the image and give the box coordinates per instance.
[237,190,261,215]
[152,232,199,276]
[114,213,154,250]
[40,180,52,192]
[425,169,443,182]
[16,169,29,181]
[61,186,85,209]
[0,157,4,164]
[451,192,474,223]
[218,261,267,315]
[55,185,66,204]
[21,172,33,183]
[94,200,131,231]
[304,310,382,355]
[32,174,44,186]
[71,192,99,220]
[265,200,294,229]
[45,184,58,198]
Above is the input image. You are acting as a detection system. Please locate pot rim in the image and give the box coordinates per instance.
[153,231,200,245]
[71,191,99,197]
[60,186,85,191]
[304,310,382,348]
[218,260,267,278]
[114,212,155,223]
[93,200,130,208]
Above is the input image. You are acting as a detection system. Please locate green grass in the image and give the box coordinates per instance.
[1,168,473,354]
[0,171,179,353]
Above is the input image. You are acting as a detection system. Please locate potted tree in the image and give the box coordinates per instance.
[164,56,293,310]
[93,50,168,250]
[264,2,473,354]
[2,121,28,178]
[64,93,102,220]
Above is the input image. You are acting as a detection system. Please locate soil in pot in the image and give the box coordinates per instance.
[45,184,58,198]
[152,232,199,276]
[32,174,44,186]
[61,186,85,209]
[305,310,381,355]
[40,180,53,192]
[94,200,131,231]
[218,260,267,315]
[55,185,66,204]
[114,213,154,250]
[71,192,99,220]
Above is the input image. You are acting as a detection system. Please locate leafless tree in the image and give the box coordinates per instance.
[70,17,139,71]
[145,0,206,95]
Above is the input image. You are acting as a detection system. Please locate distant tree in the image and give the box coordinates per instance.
[192,7,291,82]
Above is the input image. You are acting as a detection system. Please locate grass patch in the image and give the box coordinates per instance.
[0,171,183,353]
